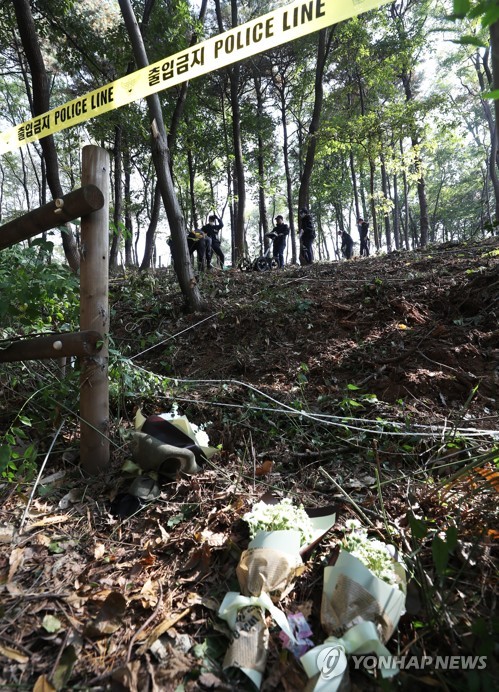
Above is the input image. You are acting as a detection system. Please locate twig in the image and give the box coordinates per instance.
[19,417,67,533]
[373,440,390,533]
[49,627,71,682]
[291,446,352,458]
[4,592,71,600]
[357,364,387,388]
[130,312,220,360]
[126,582,163,663]
[318,466,375,527]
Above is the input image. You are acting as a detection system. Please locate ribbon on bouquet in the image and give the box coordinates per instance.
[301,621,398,691]
[218,591,297,643]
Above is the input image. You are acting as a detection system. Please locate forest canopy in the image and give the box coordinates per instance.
[0,0,498,270]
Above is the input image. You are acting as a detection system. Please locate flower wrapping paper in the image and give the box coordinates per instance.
[218,530,304,688]
[130,409,217,477]
[301,548,407,691]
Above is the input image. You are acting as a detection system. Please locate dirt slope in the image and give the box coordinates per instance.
[122,236,499,430]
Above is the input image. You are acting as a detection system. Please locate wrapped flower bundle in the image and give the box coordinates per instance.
[301,520,406,691]
[218,498,336,688]
[130,409,217,479]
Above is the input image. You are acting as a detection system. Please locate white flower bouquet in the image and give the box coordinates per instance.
[218,498,336,688]
[342,519,404,588]
[301,520,406,691]
[243,498,314,545]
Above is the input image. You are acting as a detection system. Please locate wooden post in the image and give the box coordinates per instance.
[79,146,110,475]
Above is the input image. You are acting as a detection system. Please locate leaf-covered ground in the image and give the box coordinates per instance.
[1,237,498,691]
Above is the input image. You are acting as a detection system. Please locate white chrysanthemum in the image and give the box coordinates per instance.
[243,498,313,546]
[343,524,402,586]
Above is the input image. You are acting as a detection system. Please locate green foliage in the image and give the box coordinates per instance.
[294,298,313,313]
[339,384,379,414]
[453,0,499,26]
[0,244,81,483]
[432,525,458,577]
[0,244,79,332]
[0,417,38,482]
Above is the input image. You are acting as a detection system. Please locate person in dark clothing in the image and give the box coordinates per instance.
[267,215,289,268]
[168,229,208,272]
[339,230,354,259]
[299,207,315,264]
[202,214,224,269]
[187,229,209,271]
[358,217,370,257]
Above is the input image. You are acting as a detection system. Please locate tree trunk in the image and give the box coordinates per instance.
[400,139,410,250]
[430,176,445,243]
[392,170,400,250]
[274,77,297,262]
[359,165,368,221]
[490,21,499,177]
[12,0,80,272]
[350,150,360,220]
[214,0,245,263]
[369,158,379,250]
[187,145,198,230]
[230,63,245,262]
[254,72,270,242]
[298,27,335,212]
[109,125,123,268]
[118,0,202,311]
[380,152,392,252]
[401,73,429,247]
[141,183,161,269]
[124,153,133,266]
[473,49,499,224]
[414,153,429,247]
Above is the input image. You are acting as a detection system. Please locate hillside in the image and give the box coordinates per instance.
[116,236,499,429]
[1,238,498,691]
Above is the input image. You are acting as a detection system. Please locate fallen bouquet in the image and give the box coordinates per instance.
[130,408,217,479]
[218,498,336,688]
[301,519,406,690]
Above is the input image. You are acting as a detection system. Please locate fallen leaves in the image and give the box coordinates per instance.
[23,514,73,532]
[0,643,29,664]
[255,459,273,476]
[33,675,56,692]
[136,607,191,655]
[83,591,127,638]
[474,466,499,493]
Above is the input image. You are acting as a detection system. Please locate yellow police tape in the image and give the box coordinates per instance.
[0,0,390,155]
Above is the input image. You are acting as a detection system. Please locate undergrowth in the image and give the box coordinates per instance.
[0,245,498,690]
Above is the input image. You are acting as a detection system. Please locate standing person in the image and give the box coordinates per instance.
[187,229,208,272]
[268,215,289,268]
[299,207,316,265]
[202,213,224,269]
[358,217,370,257]
[339,230,354,259]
